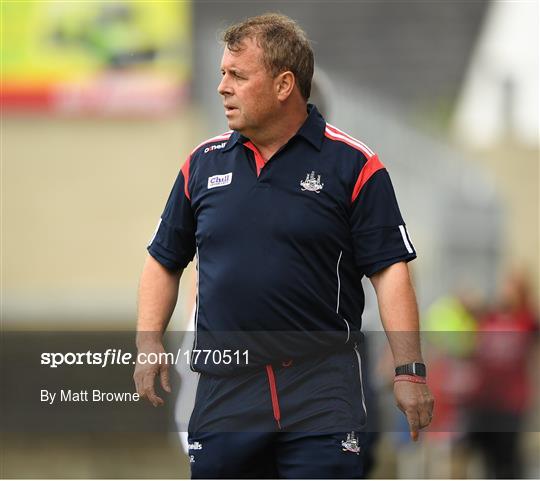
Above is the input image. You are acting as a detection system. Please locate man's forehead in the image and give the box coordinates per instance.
[221,38,263,68]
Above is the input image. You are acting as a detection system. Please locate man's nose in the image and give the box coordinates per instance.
[217,75,232,96]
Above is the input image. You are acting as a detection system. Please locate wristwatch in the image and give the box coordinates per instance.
[395,362,426,377]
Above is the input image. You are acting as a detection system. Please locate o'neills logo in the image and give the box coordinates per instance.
[207,172,233,189]
[204,142,226,153]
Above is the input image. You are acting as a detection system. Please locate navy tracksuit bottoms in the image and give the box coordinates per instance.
[188,349,369,478]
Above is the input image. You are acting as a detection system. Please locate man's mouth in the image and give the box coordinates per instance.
[224,106,238,117]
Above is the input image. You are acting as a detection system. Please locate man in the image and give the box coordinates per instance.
[134,13,434,479]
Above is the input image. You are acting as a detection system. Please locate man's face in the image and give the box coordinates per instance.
[218,38,279,136]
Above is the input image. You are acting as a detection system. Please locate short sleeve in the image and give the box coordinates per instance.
[350,167,416,277]
[147,162,196,271]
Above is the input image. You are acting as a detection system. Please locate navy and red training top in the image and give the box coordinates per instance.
[148,105,416,372]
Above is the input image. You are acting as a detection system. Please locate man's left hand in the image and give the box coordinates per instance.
[394,381,434,442]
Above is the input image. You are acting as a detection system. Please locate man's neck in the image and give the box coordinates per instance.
[246,104,308,161]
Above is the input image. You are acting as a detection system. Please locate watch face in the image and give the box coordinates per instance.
[412,363,426,377]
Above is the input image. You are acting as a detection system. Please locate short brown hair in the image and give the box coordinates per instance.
[222,13,314,101]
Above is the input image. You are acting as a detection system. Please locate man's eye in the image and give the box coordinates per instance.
[220,71,244,79]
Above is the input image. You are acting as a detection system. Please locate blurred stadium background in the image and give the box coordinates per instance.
[2,0,538,478]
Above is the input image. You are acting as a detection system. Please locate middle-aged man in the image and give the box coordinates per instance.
[134,13,434,479]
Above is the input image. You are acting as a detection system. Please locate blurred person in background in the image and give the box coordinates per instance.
[421,292,480,478]
[377,290,480,478]
[134,13,433,478]
[467,269,538,478]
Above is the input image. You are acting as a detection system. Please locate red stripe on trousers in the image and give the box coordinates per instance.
[265,364,281,429]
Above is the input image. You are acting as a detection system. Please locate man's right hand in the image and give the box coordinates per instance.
[133,339,171,407]
[134,256,182,406]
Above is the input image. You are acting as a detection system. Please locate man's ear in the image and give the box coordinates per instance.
[275,71,296,101]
